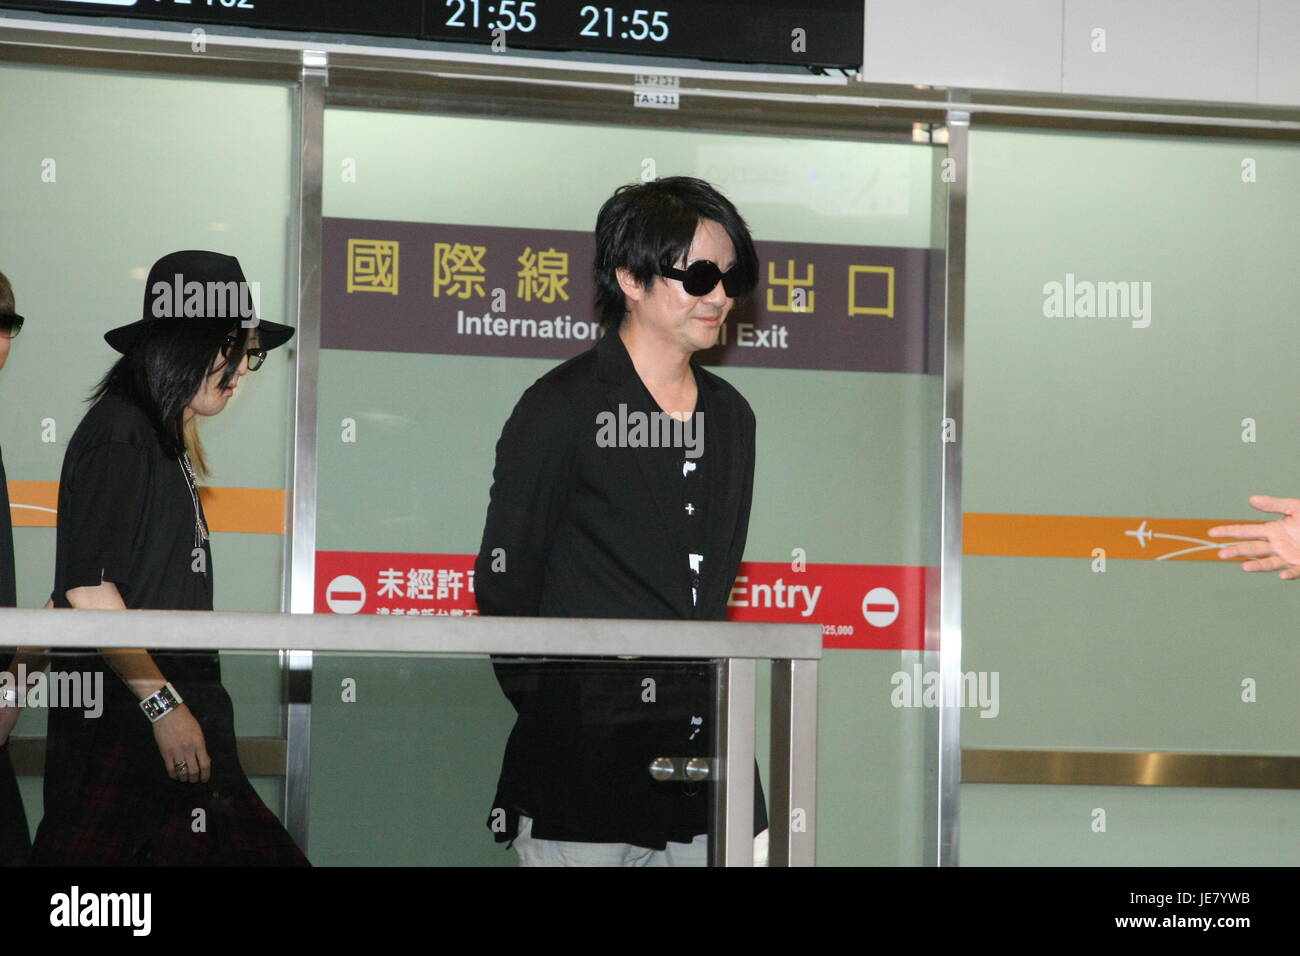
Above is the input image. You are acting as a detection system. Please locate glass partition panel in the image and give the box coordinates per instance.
[8,647,767,865]
[317,106,945,865]
[6,648,292,864]
[309,654,722,865]
[0,61,296,846]
[961,126,1300,865]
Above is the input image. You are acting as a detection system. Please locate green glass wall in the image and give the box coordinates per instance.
[0,62,296,826]
[962,127,1300,865]
[312,108,945,865]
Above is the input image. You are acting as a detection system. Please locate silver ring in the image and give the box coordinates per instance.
[174,761,188,772]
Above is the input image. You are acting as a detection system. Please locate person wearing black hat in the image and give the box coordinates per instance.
[29,250,306,865]
[0,271,34,866]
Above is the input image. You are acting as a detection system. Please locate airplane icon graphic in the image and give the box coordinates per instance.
[1127,520,1154,547]
[1123,519,1225,560]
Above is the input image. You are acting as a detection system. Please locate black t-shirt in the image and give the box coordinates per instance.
[681,387,706,610]
[640,362,711,616]
[52,392,214,617]
[45,393,236,819]
[0,440,22,863]
[638,367,719,841]
[0,443,15,609]
[0,443,16,725]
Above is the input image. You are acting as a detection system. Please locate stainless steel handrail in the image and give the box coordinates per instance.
[0,608,820,866]
[0,608,821,658]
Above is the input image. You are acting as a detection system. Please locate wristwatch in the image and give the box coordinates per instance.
[139,682,184,723]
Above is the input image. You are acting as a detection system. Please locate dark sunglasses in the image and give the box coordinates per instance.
[0,313,23,339]
[221,334,268,371]
[660,260,744,298]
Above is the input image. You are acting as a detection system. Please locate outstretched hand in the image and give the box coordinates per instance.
[1207,495,1300,580]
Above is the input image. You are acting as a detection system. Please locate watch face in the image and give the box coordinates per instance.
[141,686,179,721]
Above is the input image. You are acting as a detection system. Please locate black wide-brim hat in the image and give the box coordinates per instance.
[105,250,295,354]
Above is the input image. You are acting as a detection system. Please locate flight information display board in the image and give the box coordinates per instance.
[0,0,864,68]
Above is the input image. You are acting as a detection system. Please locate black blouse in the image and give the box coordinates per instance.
[0,444,15,608]
[45,393,236,818]
[52,392,213,615]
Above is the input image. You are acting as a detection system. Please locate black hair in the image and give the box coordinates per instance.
[593,176,759,331]
[89,322,249,476]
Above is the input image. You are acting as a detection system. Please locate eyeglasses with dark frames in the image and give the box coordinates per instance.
[0,313,24,340]
[221,333,267,371]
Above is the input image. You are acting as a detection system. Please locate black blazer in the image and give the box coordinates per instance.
[475,329,764,849]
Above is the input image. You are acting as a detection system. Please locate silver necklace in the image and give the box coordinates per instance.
[179,452,210,548]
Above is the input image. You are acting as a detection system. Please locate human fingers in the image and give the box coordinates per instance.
[197,743,212,784]
[1247,495,1300,517]
[165,750,184,782]
[175,755,195,783]
[1207,523,1266,539]
[1240,554,1287,573]
[1218,540,1276,560]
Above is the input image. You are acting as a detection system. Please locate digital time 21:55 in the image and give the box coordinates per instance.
[441,2,671,41]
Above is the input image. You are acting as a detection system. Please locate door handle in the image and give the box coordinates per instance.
[648,756,715,782]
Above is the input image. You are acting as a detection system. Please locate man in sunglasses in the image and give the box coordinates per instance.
[476,177,767,865]
[0,271,33,865]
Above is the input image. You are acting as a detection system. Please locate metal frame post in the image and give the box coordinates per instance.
[932,90,970,867]
[281,48,327,852]
[769,658,818,866]
[709,657,756,866]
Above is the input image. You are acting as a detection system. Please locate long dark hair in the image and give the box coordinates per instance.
[0,270,15,314]
[89,322,248,477]
[593,176,759,331]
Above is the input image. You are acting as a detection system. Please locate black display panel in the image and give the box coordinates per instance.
[0,0,863,69]
[423,1,861,67]
[0,1,423,39]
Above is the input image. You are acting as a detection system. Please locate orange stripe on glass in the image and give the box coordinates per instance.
[964,512,1251,562]
[198,486,286,535]
[6,481,58,527]
[8,481,284,535]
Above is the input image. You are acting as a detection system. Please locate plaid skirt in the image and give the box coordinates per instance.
[0,744,31,866]
[31,736,308,867]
